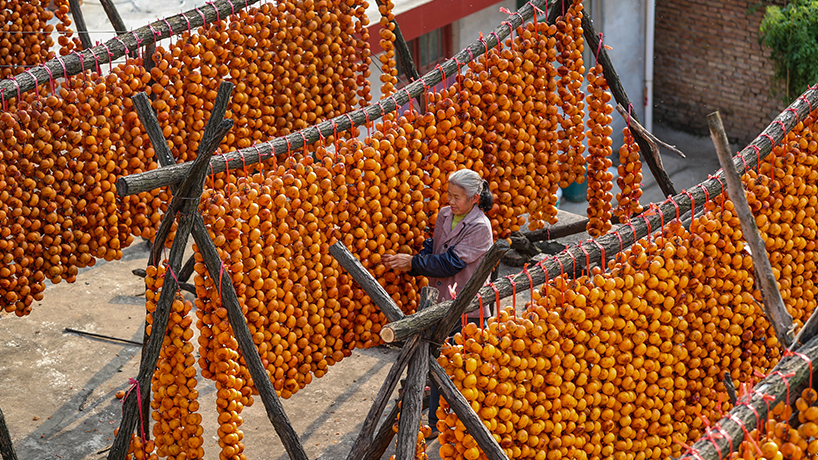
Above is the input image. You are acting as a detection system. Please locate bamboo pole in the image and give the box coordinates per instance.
[708,111,793,347]
[115,0,553,197]
[583,16,677,197]
[0,405,17,460]
[0,0,260,100]
[677,334,818,460]
[378,87,818,343]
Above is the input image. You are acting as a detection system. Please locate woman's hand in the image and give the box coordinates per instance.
[382,253,413,272]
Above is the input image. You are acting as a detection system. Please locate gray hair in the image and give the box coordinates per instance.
[448,169,483,198]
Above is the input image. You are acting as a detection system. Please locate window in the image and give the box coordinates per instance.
[396,24,452,82]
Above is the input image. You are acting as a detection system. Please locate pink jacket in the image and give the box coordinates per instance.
[429,205,494,318]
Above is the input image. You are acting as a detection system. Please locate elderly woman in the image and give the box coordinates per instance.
[382,168,494,438]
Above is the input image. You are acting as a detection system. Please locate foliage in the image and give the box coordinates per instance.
[759,0,818,104]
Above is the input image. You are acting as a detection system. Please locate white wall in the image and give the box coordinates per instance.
[590,0,646,149]
[453,0,517,52]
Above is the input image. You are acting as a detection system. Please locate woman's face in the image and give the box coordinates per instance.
[447,184,478,216]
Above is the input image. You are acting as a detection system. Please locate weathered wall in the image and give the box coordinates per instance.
[654,0,784,144]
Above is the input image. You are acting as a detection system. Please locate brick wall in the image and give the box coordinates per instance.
[654,0,786,145]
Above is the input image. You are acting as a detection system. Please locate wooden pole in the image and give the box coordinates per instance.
[68,0,93,51]
[708,111,794,347]
[108,83,235,460]
[614,105,686,159]
[362,399,401,460]
[345,336,421,460]
[428,359,508,460]
[115,0,554,197]
[0,405,17,460]
[0,0,262,100]
[377,87,818,343]
[330,242,405,323]
[395,341,429,460]
[98,0,128,34]
[582,15,677,197]
[677,334,818,460]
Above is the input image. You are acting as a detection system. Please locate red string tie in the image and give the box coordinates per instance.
[253,144,264,174]
[614,230,624,253]
[774,119,786,133]
[641,215,652,244]
[760,133,775,146]
[671,437,704,460]
[184,13,193,35]
[226,0,236,16]
[56,56,69,80]
[206,2,220,24]
[239,151,249,182]
[24,70,40,101]
[435,63,446,87]
[697,183,710,205]
[728,414,762,455]
[299,131,309,160]
[799,94,813,114]
[130,31,143,48]
[596,32,604,62]
[8,75,21,107]
[466,47,475,63]
[592,240,606,271]
[712,174,726,207]
[749,145,762,173]
[522,264,534,305]
[402,88,414,115]
[783,349,813,388]
[113,36,130,57]
[195,7,207,24]
[770,370,797,404]
[739,153,748,173]
[478,32,488,53]
[122,378,148,459]
[101,43,114,72]
[162,18,174,36]
[149,23,161,40]
[567,250,578,277]
[578,242,591,275]
[786,107,800,124]
[1,89,6,113]
[715,424,735,455]
[491,283,501,320]
[43,66,55,94]
[505,275,517,317]
[667,195,680,221]
[627,103,633,130]
[284,137,294,167]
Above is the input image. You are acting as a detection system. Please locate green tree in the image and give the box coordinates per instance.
[759,0,818,103]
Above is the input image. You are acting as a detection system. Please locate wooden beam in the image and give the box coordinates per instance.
[708,111,793,347]
[428,359,507,460]
[677,333,818,460]
[330,242,405,323]
[68,0,93,51]
[115,0,553,196]
[614,105,686,159]
[583,15,677,197]
[0,405,18,460]
[98,0,127,34]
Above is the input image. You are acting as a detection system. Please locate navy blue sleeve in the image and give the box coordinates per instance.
[418,238,434,256]
[409,246,466,278]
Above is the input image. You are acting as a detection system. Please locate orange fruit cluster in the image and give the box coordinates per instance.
[0,0,373,316]
[613,127,644,220]
[388,402,432,460]
[584,62,614,237]
[436,113,818,460]
[377,0,398,97]
[0,0,70,79]
[554,0,586,189]
[144,265,204,459]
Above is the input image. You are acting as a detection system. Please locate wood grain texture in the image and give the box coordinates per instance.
[708,111,793,347]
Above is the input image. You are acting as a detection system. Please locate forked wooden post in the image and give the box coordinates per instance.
[113,82,308,460]
[708,111,794,348]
